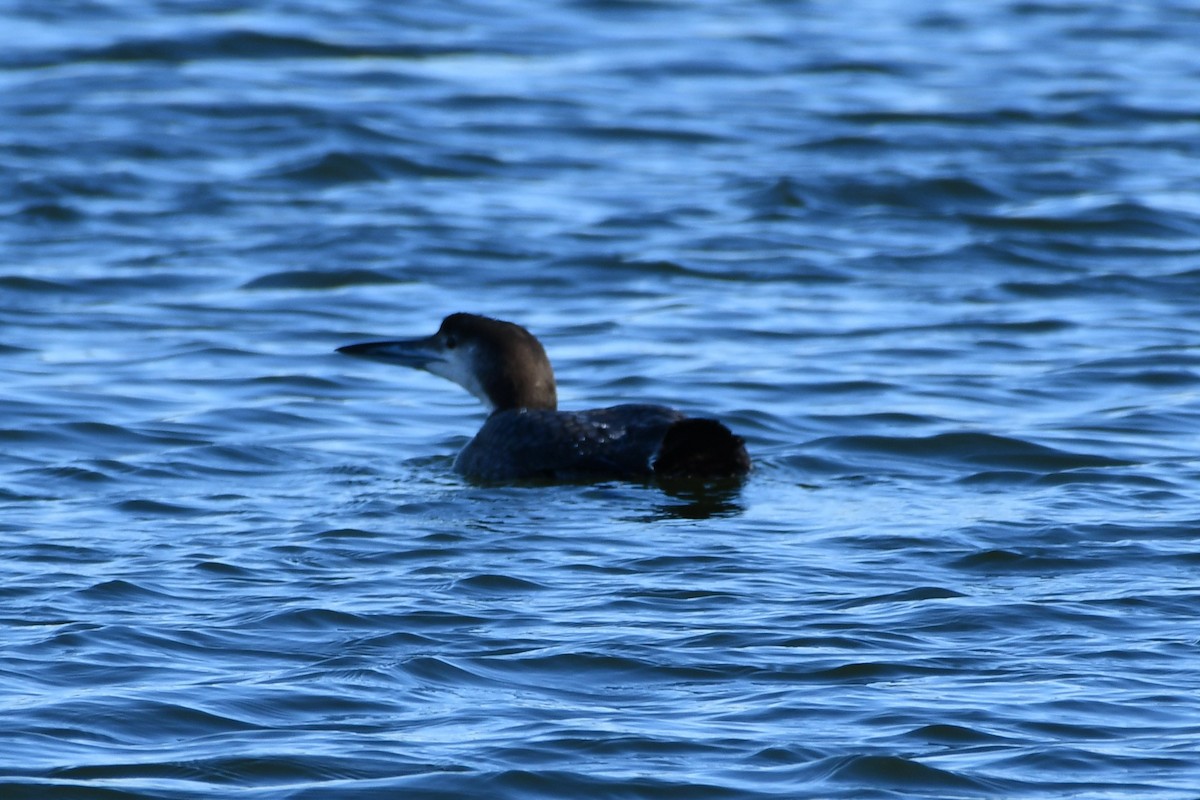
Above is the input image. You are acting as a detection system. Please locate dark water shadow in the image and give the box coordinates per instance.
[639,477,747,521]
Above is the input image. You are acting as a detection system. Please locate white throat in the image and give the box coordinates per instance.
[425,345,494,411]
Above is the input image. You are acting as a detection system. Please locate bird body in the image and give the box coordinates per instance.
[338,313,749,482]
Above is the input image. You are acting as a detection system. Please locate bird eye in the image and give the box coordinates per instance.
[444,335,457,350]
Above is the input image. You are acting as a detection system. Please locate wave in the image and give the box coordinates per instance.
[17,30,462,69]
[809,431,1134,474]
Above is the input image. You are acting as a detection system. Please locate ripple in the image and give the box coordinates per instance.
[113,499,207,517]
[896,723,1016,745]
[261,150,492,185]
[809,754,999,794]
[71,580,177,602]
[810,432,1133,473]
[7,1,1200,798]
[450,574,549,593]
[56,30,456,66]
[242,268,408,290]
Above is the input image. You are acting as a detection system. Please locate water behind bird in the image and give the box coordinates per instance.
[4,1,1200,798]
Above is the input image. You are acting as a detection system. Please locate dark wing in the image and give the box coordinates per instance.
[454,404,685,481]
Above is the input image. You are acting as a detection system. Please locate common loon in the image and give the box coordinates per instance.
[337,313,751,482]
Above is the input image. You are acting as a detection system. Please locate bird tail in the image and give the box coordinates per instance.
[652,418,751,479]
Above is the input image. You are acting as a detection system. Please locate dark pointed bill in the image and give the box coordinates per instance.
[336,337,445,370]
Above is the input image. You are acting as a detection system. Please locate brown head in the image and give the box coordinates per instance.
[337,313,557,412]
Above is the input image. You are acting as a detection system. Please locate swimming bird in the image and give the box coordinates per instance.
[337,313,751,482]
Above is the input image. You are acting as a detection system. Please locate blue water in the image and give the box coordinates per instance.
[4,1,1200,797]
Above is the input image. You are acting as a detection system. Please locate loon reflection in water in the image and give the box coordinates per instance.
[338,313,751,482]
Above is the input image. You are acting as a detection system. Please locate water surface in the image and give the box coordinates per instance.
[4,1,1200,798]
